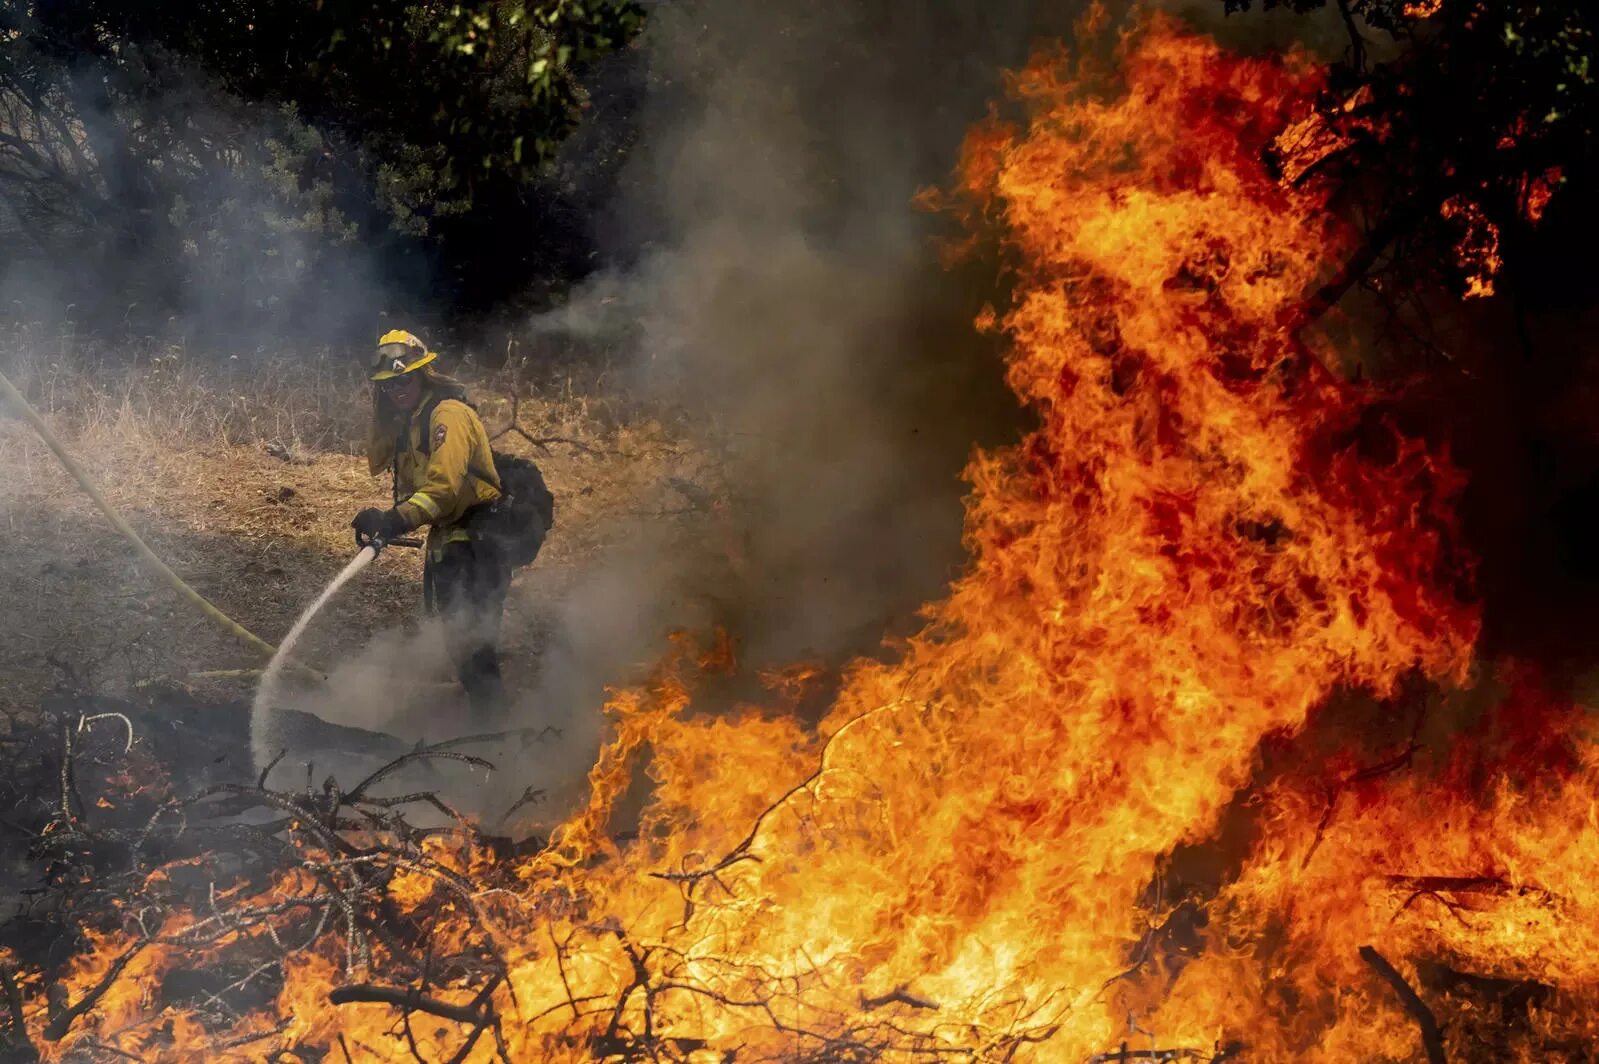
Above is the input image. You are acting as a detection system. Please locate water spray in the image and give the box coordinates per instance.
[248,532,421,775]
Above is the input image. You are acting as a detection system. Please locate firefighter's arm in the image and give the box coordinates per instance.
[394,402,478,528]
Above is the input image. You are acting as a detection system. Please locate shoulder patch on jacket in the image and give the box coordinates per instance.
[433,422,448,448]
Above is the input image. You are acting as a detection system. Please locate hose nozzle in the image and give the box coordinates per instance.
[363,534,423,554]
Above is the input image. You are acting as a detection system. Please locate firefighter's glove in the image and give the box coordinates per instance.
[352,507,408,548]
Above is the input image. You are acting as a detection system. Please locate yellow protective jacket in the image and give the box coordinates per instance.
[368,381,501,549]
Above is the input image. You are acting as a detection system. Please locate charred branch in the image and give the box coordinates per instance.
[257,749,287,790]
[0,965,26,1037]
[42,940,145,1041]
[1288,184,1450,337]
[1415,960,1552,1026]
[1384,875,1545,896]
[860,985,940,1012]
[1386,875,1555,928]
[0,708,554,1056]
[0,964,35,1061]
[214,1018,294,1052]
[1302,741,1422,870]
[1359,945,1447,1064]
[346,747,496,806]
[1087,1047,1239,1064]
[647,709,889,921]
[332,974,506,1064]
[328,983,492,1026]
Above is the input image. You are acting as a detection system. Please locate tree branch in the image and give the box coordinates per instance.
[1359,945,1446,1064]
[328,985,489,1026]
[1335,0,1368,72]
[43,941,146,1042]
[1288,184,1446,336]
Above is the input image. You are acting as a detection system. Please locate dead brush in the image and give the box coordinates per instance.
[0,327,685,463]
[0,338,370,458]
[0,326,711,576]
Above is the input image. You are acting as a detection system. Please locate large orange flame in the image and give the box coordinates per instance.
[33,16,1599,1063]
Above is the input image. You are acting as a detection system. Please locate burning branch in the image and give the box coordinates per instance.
[330,973,507,1064]
[328,981,494,1026]
[0,964,33,1059]
[1302,740,1422,870]
[1359,945,1447,1064]
[1087,1048,1238,1064]
[860,985,940,1012]
[42,941,146,1042]
[1385,874,1545,897]
[5,709,551,1058]
[1387,874,1554,928]
[647,701,919,924]
[1285,179,1456,337]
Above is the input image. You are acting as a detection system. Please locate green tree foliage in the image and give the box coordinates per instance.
[0,0,643,339]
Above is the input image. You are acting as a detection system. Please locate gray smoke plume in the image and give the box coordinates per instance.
[0,52,399,348]
[460,1,1060,824]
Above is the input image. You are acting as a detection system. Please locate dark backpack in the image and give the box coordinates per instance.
[476,450,555,568]
[404,395,555,569]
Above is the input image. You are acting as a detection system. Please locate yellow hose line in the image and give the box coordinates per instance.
[0,366,283,662]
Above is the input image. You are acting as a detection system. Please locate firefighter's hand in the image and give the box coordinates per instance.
[352,508,406,547]
[351,508,386,546]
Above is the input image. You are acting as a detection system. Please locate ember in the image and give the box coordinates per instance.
[8,14,1598,1064]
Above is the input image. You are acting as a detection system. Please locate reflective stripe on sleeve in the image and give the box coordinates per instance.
[404,492,443,520]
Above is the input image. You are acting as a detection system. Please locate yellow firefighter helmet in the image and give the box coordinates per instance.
[369,329,439,381]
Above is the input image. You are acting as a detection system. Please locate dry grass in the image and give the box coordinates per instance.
[5,329,370,453]
[0,339,717,720]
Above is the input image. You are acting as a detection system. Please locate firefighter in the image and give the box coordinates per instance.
[352,330,510,719]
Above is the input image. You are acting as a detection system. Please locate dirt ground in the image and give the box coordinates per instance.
[0,373,720,731]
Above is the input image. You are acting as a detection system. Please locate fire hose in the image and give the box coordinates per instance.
[0,366,284,665]
[1,367,446,692]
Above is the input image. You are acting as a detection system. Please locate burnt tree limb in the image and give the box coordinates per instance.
[1301,741,1422,870]
[1360,945,1446,1064]
[860,985,940,1012]
[1286,184,1449,337]
[1385,875,1542,896]
[328,984,490,1025]
[42,941,145,1042]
